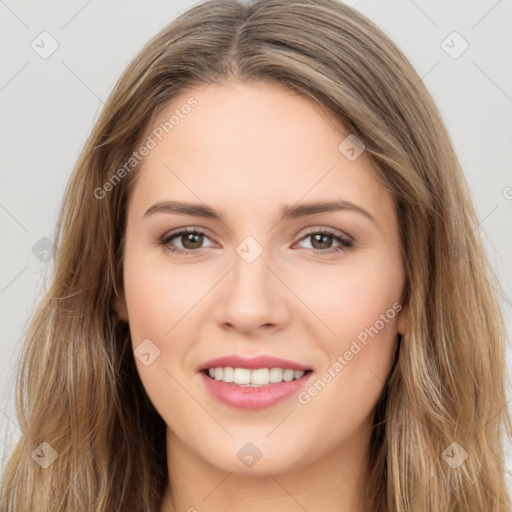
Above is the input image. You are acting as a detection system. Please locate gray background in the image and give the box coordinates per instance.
[1,0,511,493]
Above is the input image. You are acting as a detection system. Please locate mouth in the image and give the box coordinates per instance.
[198,367,314,410]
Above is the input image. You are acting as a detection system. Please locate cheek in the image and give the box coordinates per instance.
[293,249,404,344]
[122,256,207,428]
[293,254,402,430]
[304,326,397,447]
[123,252,213,343]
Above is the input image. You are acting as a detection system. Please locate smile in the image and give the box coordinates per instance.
[199,367,314,410]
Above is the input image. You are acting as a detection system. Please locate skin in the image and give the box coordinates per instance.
[115,80,407,512]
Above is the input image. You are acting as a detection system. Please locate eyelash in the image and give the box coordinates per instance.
[159,227,353,256]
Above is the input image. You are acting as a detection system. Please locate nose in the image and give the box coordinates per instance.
[214,246,290,336]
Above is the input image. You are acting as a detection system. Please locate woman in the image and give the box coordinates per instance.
[1,0,510,510]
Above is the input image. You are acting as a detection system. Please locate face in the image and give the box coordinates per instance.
[116,80,407,475]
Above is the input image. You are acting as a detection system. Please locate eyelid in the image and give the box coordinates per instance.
[161,225,352,243]
[160,225,354,256]
[298,225,353,242]
[160,226,217,246]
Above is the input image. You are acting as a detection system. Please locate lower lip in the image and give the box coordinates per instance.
[199,371,313,410]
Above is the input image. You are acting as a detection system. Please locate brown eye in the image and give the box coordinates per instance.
[160,228,214,255]
[296,229,353,254]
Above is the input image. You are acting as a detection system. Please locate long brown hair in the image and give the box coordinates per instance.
[2,0,510,510]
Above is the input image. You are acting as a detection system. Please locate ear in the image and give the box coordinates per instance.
[396,301,409,335]
[114,290,129,322]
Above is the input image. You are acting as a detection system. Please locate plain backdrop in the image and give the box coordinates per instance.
[1,0,511,495]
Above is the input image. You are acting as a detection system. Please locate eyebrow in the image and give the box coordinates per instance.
[144,199,377,225]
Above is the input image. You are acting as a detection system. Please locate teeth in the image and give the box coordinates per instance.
[283,369,294,382]
[205,367,307,386]
[251,368,269,385]
[269,368,283,383]
[233,368,251,384]
[223,366,234,382]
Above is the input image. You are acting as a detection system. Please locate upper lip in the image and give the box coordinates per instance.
[198,355,312,372]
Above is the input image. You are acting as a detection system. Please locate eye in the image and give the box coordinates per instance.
[159,227,353,256]
[160,228,215,255]
[295,228,353,254]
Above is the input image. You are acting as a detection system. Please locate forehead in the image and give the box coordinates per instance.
[129,80,394,227]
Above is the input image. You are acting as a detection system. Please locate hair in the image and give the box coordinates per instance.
[1,0,510,510]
